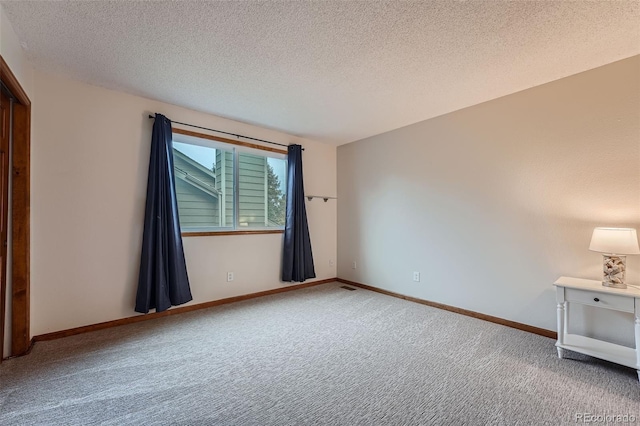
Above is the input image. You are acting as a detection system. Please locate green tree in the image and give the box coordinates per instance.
[267,164,286,226]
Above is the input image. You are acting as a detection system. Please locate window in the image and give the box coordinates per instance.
[172,130,287,234]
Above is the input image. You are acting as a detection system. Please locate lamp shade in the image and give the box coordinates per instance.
[589,227,640,255]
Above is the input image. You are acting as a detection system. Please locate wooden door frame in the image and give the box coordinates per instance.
[0,90,10,362]
[0,55,31,359]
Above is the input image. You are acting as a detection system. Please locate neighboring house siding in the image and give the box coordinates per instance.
[238,153,267,227]
[173,149,220,229]
[174,146,275,229]
[175,179,219,228]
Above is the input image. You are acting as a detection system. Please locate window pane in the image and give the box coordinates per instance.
[238,153,287,228]
[267,157,287,226]
[172,135,286,232]
[173,142,233,229]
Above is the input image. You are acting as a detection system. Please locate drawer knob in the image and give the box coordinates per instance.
[594,297,600,302]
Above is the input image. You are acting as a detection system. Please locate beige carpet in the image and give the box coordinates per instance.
[1,282,638,425]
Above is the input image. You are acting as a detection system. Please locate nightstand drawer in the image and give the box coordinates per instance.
[565,288,634,313]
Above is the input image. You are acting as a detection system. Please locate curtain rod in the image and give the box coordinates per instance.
[148,114,302,150]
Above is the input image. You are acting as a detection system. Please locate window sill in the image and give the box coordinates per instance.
[182,230,284,237]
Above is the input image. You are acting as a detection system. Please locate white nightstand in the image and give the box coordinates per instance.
[554,277,640,381]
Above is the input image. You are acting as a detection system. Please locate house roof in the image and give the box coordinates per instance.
[173,149,219,199]
[2,1,638,145]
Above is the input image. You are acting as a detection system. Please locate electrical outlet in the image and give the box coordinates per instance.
[413,271,420,282]
[329,259,334,267]
[352,261,357,269]
[227,272,234,282]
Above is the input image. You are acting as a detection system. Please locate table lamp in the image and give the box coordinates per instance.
[589,227,640,289]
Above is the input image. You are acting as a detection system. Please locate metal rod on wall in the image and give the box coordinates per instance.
[148,114,303,150]
[306,195,337,202]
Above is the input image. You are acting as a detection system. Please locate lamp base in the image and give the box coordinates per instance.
[602,281,627,289]
[601,254,627,289]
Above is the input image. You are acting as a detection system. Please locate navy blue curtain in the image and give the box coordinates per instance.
[282,144,316,282]
[135,114,192,313]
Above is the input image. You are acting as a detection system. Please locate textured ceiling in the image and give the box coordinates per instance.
[2,1,639,145]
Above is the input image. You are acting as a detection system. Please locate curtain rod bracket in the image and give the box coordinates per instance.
[306,195,337,202]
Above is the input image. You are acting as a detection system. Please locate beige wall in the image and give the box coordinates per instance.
[0,4,33,97]
[31,70,337,336]
[337,56,640,338]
